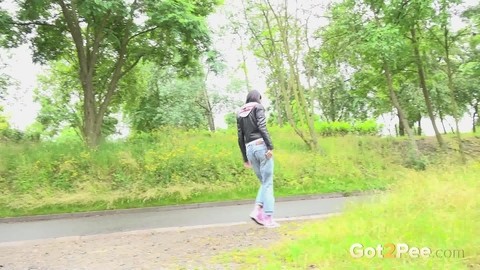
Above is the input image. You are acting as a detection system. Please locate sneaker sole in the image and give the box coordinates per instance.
[264,223,280,228]
[249,215,264,226]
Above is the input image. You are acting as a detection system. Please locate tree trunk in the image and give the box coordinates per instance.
[384,62,420,159]
[417,119,422,136]
[442,24,465,162]
[207,112,215,132]
[202,77,215,132]
[398,114,405,136]
[329,87,336,122]
[273,85,284,126]
[410,27,445,148]
[59,0,101,148]
[439,113,447,134]
[81,79,100,147]
[473,103,478,133]
[238,35,251,92]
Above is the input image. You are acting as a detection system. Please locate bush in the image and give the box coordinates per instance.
[224,112,236,129]
[0,128,24,142]
[315,120,381,136]
[353,119,382,136]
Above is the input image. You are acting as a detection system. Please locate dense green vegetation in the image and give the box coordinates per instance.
[0,124,400,217]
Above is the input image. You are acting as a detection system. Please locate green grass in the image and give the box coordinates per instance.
[219,162,480,269]
[0,128,474,218]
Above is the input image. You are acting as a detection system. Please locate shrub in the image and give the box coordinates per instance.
[315,120,381,137]
[354,119,382,136]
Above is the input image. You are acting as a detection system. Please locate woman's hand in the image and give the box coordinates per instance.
[244,161,252,168]
[265,150,273,159]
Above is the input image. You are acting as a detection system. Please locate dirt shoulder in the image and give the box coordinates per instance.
[0,219,312,270]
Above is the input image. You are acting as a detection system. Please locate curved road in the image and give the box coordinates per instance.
[0,194,372,244]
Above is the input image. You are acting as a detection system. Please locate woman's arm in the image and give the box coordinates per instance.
[255,104,274,150]
[237,116,248,162]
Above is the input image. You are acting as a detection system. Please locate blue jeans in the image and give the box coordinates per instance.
[246,141,275,215]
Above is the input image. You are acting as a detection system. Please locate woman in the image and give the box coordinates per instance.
[236,90,279,228]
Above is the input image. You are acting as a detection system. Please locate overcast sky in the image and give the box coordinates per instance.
[0,0,478,134]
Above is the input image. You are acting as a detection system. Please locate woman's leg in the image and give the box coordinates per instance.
[259,155,275,215]
[247,145,265,224]
[248,150,264,206]
[254,147,278,227]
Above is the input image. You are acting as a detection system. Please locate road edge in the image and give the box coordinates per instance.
[0,190,378,223]
[0,213,342,247]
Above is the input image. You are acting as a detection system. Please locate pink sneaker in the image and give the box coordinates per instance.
[263,215,280,228]
[249,208,265,225]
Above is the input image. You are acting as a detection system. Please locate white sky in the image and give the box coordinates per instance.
[1,0,479,134]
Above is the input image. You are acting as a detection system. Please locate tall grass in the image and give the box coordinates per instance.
[221,163,480,269]
[0,127,468,217]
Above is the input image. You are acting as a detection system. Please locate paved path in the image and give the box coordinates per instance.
[0,195,371,244]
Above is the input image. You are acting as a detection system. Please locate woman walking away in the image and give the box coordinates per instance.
[236,90,279,228]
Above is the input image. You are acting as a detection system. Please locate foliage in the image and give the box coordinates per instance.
[0,69,10,101]
[241,0,320,150]
[36,60,116,138]
[224,112,236,129]
[1,0,221,146]
[0,106,23,142]
[314,120,381,137]
[128,73,209,132]
[23,121,45,142]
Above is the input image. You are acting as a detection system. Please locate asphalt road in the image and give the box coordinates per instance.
[0,195,371,243]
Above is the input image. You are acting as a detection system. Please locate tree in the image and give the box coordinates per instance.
[129,74,208,132]
[387,0,446,148]
[427,0,467,160]
[223,4,252,93]
[2,0,220,147]
[200,50,226,132]
[461,3,480,132]
[35,59,119,139]
[317,0,423,164]
[241,0,319,150]
[305,50,372,123]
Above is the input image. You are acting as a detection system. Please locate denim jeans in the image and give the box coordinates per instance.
[246,141,275,215]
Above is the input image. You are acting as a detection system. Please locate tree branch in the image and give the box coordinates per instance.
[57,0,88,81]
[128,26,160,42]
[96,0,139,124]
[240,0,275,67]
[121,55,144,78]
[10,21,57,27]
[88,10,111,79]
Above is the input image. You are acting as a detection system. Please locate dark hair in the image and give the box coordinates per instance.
[246,90,262,103]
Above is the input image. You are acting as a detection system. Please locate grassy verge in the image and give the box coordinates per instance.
[219,162,480,269]
[0,128,474,218]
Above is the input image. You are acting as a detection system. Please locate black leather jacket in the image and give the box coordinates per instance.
[236,102,274,162]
